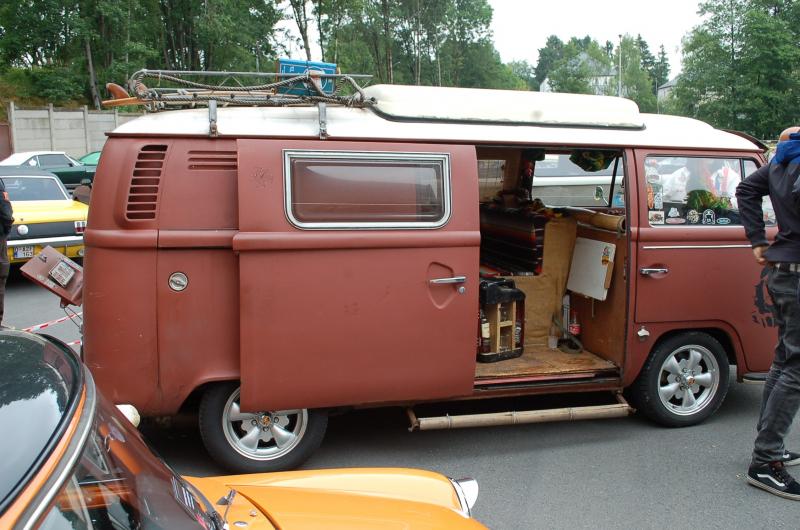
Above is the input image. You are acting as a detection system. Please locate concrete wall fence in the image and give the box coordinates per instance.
[7,102,142,158]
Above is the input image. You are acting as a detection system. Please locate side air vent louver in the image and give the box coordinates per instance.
[126,144,167,220]
[187,150,237,171]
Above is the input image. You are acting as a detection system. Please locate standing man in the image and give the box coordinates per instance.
[0,177,12,326]
[736,126,800,500]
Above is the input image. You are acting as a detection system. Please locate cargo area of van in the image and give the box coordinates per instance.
[472,146,626,388]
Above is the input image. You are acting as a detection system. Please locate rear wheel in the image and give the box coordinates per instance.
[199,383,327,473]
[631,332,730,427]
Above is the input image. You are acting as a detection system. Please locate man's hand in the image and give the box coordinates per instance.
[753,245,769,265]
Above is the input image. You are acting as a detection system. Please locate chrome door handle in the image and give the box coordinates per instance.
[429,276,467,285]
[640,267,669,276]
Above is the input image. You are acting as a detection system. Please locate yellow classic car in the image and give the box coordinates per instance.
[0,167,88,263]
[0,330,486,530]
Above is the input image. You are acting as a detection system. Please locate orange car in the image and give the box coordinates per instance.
[0,330,485,529]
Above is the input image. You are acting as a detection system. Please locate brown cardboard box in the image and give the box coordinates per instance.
[20,246,84,306]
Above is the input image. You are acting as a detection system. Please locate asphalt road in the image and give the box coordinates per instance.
[7,270,800,529]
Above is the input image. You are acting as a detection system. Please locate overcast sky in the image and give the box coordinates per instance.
[489,0,705,77]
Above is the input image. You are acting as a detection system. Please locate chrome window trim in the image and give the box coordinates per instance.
[642,244,751,250]
[283,149,452,230]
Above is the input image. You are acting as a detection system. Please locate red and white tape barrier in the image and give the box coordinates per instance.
[22,312,83,333]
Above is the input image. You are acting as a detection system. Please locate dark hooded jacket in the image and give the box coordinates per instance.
[0,179,12,238]
[736,132,800,263]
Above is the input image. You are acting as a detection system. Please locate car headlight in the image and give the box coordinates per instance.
[449,477,479,517]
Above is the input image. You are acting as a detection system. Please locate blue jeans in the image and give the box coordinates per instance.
[752,265,800,465]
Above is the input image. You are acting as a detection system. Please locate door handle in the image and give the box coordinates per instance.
[429,276,467,285]
[640,267,669,276]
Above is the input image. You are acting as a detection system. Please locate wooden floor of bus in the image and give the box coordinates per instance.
[474,345,618,380]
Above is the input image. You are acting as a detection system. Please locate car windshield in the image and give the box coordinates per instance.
[38,392,217,530]
[1,177,69,201]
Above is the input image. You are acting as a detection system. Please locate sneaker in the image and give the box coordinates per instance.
[747,462,800,500]
[780,451,800,466]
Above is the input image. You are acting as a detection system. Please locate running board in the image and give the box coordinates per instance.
[742,372,767,384]
[405,393,633,431]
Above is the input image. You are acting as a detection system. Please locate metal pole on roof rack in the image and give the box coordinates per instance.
[208,99,218,137]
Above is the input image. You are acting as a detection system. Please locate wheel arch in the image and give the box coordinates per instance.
[650,327,738,368]
[626,322,744,387]
[178,379,239,414]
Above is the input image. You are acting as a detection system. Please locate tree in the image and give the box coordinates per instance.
[547,37,612,95]
[670,0,800,138]
[651,45,671,94]
[508,60,536,90]
[288,0,313,61]
[616,35,657,112]
[636,34,655,76]
[0,0,79,67]
[533,35,563,87]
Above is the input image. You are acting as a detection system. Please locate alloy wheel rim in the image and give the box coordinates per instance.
[657,344,720,416]
[222,388,308,461]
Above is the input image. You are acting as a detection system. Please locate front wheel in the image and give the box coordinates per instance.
[199,383,327,473]
[631,332,730,427]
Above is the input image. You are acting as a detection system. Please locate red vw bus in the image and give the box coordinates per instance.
[83,72,776,473]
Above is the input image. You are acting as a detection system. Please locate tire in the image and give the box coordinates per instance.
[631,331,730,427]
[198,382,327,473]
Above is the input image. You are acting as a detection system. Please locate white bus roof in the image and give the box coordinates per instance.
[113,85,761,152]
[365,84,644,129]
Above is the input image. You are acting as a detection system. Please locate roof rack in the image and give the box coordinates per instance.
[104,69,375,110]
[103,69,376,138]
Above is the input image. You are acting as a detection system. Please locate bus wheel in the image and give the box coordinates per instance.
[631,332,730,427]
[199,382,327,473]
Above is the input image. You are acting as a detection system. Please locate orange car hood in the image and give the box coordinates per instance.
[185,468,486,530]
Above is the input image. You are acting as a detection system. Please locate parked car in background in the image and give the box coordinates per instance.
[0,167,88,263]
[0,330,484,530]
[78,150,101,166]
[0,151,96,189]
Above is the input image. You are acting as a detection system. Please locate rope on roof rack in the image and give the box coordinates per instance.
[125,69,376,111]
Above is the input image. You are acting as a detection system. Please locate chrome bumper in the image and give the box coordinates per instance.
[8,236,84,248]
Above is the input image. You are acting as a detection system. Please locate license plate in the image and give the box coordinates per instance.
[13,245,34,259]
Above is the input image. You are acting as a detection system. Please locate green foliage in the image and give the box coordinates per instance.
[547,37,613,95]
[508,60,536,90]
[0,66,84,106]
[652,45,671,93]
[534,35,564,86]
[670,0,800,139]
[617,35,657,112]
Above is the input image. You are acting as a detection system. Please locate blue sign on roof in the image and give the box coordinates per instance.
[277,58,338,96]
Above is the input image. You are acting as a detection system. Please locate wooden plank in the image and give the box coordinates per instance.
[474,345,617,380]
[572,226,628,367]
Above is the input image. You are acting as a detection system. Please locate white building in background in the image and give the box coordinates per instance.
[658,76,679,102]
